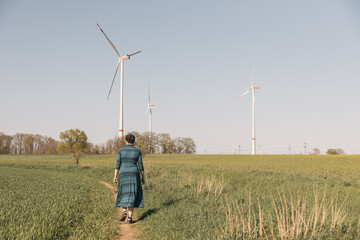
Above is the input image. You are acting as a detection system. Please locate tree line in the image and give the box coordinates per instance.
[0,133,57,154]
[83,131,196,155]
[0,131,196,155]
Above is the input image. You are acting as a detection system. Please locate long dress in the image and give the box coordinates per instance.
[115,145,144,208]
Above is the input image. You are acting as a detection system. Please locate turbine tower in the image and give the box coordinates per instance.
[146,83,155,137]
[238,64,260,155]
[97,23,141,138]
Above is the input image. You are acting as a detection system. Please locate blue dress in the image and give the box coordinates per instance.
[115,145,144,208]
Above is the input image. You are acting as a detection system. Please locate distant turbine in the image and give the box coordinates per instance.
[238,64,260,155]
[97,23,141,138]
[146,83,155,137]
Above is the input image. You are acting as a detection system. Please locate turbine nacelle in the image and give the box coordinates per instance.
[238,86,260,99]
[146,104,155,116]
[120,51,142,60]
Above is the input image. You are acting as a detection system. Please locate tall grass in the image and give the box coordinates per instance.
[1,154,360,239]
[0,165,118,239]
[216,187,349,239]
[134,155,360,239]
[195,176,226,197]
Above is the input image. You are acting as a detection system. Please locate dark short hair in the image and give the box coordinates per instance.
[125,134,135,144]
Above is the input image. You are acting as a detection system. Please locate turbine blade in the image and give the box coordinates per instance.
[238,88,252,100]
[251,63,255,87]
[148,83,151,104]
[128,50,142,57]
[107,60,121,100]
[96,23,121,58]
[145,105,150,116]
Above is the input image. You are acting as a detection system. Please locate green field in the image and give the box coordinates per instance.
[1,154,360,239]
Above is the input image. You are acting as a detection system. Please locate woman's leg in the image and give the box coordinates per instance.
[127,207,134,218]
[120,207,127,221]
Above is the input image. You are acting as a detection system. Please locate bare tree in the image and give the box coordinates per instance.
[174,137,185,154]
[182,137,196,154]
[158,133,175,154]
[43,137,58,154]
[326,148,345,155]
[0,133,12,154]
[12,133,27,154]
[336,148,345,155]
[312,148,320,155]
[105,138,115,154]
[24,135,35,154]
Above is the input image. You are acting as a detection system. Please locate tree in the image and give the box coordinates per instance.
[139,131,159,154]
[102,131,196,155]
[129,131,158,155]
[84,142,95,154]
[105,138,115,154]
[43,137,58,154]
[58,129,88,164]
[158,133,175,154]
[326,148,345,155]
[174,137,185,154]
[24,135,35,154]
[312,148,320,155]
[0,133,12,154]
[326,149,337,155]
[12,133,27,154]
[182,137,196,154]
[114,136,126,153]
[335,148,345,155]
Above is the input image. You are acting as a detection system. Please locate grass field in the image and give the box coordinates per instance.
[1,154,360,239]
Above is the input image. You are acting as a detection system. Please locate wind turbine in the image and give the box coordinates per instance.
[146,83,155,137]
[238,64,260,155]
[97,23,141,138]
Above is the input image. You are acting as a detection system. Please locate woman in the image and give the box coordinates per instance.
[113,134,145,224]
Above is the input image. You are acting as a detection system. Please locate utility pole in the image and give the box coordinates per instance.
[288,144,291,155]
[304,142,307,155]
[238,145,241,154]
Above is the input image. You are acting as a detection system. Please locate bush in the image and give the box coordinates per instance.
[326,148,345,155]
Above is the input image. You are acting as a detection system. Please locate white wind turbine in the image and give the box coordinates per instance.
[146,83,155,137]
[238,64,260,155]
[97,23,141,138]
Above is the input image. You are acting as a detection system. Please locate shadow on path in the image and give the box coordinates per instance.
[137,196,184,222]
[137,208,159,221]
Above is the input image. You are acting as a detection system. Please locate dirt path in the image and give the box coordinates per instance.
[100,181,139,240]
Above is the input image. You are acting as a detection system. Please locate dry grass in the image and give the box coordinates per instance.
[195,176,226,197]
[216,187,348,240]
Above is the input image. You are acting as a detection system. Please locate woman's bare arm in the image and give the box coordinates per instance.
[113,169,119,183]
[140,171,145,184]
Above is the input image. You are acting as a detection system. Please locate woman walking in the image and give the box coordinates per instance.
[113,134,145,224]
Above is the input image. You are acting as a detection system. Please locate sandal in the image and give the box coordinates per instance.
[120,211,127,221]
[126,217,133,224]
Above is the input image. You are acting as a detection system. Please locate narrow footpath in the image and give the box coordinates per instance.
[100,181,138,240]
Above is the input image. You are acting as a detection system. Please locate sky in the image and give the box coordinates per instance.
[1,0,359,154]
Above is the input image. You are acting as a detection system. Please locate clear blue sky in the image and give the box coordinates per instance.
[1,0,359,154]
